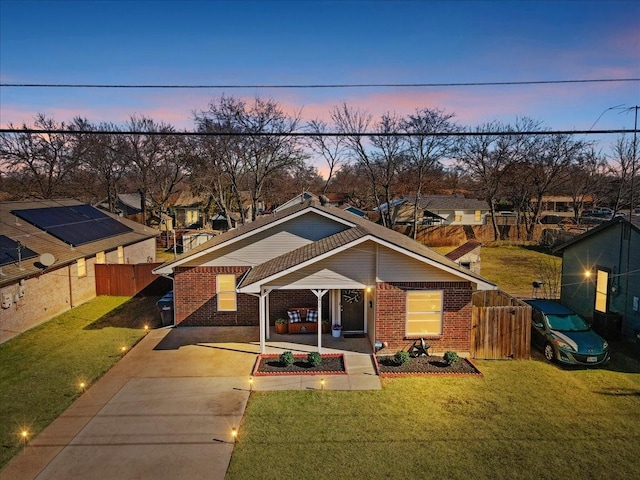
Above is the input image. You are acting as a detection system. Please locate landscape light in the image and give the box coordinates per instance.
[79,382,86,392]
[320,378,325,390]
[20,430,29,444]
[121,346,127,353]
[249,376,254,391]
[144,325,149,332]
[231,427,238,442]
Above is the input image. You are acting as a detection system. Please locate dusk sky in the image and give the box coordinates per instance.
[1,0,639,153]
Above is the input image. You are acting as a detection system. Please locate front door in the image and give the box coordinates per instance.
[341,289,364,332]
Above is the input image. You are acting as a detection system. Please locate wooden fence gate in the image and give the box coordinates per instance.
[471,290,532,360]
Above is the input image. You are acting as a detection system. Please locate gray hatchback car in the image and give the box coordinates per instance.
[525,299,610,366]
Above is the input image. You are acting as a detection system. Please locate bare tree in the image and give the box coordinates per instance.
[71,118,128,209]
[455,121,512,241]
[0,114,79,199]
[566,147,607,221]
[402,108,458,238]
[332,104,407,227]
[120,115,180,225]
[606,134,638,214]
[195,96,307,222]
[517,130,587,240]
[305,119,349,194]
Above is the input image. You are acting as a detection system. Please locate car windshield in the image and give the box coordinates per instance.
[545,313,590,332]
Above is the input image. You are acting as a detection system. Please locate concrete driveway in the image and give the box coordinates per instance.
[2,326,379,480]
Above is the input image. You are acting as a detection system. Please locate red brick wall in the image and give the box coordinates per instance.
[268,290,330,324]
[174,266,258,326]
[375,281,473,353]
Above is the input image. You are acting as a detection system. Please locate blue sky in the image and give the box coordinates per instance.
[1,0,639,147]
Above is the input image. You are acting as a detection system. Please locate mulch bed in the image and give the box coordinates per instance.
[374,355,483,377]
[253,353,347,376]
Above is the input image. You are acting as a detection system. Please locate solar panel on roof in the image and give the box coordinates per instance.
[0,235,39,267]
[12,204,133,246]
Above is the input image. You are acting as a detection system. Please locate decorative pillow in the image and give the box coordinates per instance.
[287,310,301,323]
[306,310,318,322]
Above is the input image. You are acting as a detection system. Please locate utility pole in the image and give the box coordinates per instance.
[629,105,638,218]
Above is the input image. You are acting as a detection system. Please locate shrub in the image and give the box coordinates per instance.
[279,351,295,366]
[307,351,322,367]
[394,350,410,365]
[275,318,287,325]
[444,350,460,365]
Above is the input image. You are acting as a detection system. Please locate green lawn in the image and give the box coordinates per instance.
[434,243,561,297]
[228,357,640,480]
[0,295,160,469]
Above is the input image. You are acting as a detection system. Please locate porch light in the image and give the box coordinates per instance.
[584,269,592,279]
[366,286,372,293]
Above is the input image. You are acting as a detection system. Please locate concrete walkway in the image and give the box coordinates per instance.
[2,327,380,480]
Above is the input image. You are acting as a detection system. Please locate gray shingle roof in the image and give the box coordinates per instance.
[239,226,368,287]
[156,198,496,288]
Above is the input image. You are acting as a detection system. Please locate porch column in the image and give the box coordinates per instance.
[312,289,328,354]
[259,288,273,354]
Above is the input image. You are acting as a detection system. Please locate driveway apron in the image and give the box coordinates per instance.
[2,326,380,480]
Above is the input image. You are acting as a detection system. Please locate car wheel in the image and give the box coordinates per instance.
[543,343,555,362]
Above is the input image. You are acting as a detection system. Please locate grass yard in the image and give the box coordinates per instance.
[228,357,640,480]
[0,295,160,469]
[434,243,561,297]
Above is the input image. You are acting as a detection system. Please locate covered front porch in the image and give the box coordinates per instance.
[265,325,373,354]
[253,286,376,354]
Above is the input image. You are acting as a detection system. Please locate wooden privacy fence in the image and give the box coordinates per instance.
[95,263,170,296]
[471,290,532,360]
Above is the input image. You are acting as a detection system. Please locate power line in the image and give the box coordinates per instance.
[0,128,636,137]
[1,78,638,89]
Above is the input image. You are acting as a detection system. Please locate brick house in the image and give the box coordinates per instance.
[153,199,497,354]
[0,199,158,343]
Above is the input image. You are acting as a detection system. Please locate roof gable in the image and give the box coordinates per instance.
[553,216,640,252]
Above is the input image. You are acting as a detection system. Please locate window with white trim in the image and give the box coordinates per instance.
[406,290,443,336]
[217,274,237,311]
[595,269,609,313]
[474,210,481,222]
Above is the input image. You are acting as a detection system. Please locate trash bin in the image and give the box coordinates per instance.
[156,291,174,327]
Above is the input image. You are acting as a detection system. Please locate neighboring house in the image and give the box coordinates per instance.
[153,199,497,354]
[276,192,367,219]
[0,199,158,342]
[378,195,490,226]
[273,192,317,213]
[445,240,482,274]
[533,195,594,218]
[553,216,640,339]
[170,191,208,229]
[99,193,173,230]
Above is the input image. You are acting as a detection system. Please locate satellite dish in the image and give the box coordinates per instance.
[39,253,55,267]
